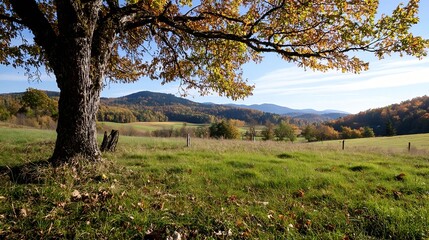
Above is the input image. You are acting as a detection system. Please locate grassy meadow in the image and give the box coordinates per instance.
[0,123,428,239]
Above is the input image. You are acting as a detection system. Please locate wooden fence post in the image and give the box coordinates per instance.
[342,140,345,150]
[187,134,191,147]
[101,130,119,152]
[408,142,411,152]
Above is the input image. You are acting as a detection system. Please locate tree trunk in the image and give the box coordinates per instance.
[49,69,103,164]
[50,84,101,165]
[7,0,118,165]
[49,39,104,165]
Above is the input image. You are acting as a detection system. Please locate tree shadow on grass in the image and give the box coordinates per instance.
[0,160,51,184]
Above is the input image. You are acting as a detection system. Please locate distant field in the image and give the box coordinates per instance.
[312,133,429,154]
[0,125,428,239]
[96,121,208,137]
[98,121,206,131]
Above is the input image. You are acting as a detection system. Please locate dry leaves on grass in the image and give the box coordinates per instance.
[293,189,305,198]
[71,190,82,201]
[70,189,113,203]
[214,229,232,237]
[19,208,29,218]
[395,173,406,181]
[393,190,403,199]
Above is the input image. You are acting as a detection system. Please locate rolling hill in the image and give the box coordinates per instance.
[100,91,347,124]
[329,95,429,136]
[100,91,289,124]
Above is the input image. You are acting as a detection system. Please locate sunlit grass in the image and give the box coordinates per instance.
[313,133,429,154]
[0,125,428,239]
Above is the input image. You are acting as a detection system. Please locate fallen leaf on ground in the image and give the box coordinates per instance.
[255,201,269,206]
[294,189,305,198]
[20,208,28,217]
[71,189,82,201]
[393,190,402,199]
[395,173,406,181]
[57,202,66,208]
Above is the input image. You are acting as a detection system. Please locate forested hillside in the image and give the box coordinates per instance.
[99,91,292,124]
[1,90,295,125]
[329,96,429,136]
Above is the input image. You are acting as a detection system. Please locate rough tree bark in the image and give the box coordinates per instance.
[32,0,115,164]
[50,77,102,164]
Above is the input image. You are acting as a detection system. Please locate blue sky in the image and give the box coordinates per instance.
[1,1,428,114]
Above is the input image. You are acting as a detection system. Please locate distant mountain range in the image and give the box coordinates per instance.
[227,103,349,116]
[103,90,348,117]
[226,103,349,122]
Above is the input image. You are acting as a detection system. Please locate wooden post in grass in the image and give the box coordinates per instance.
[187,134,191,147]
[101,130,119,152]
[408,142,411,152]
[342,140,345,150]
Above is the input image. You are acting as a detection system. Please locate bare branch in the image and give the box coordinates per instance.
[9,0,58,58]
[0,13,23,24]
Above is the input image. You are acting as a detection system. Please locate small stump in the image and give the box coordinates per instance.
[101,130,119,152]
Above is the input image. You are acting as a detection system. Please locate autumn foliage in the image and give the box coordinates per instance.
[329,95,429,136]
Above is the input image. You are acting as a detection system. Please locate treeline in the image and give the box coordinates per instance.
[184,119,374,142]
[100,91,300,125]
[0,88,58,129]
[329,96,429,136]
[301,125,375,142]
[97,102,297,126]
[249,122,375,142]
[97,106,168,123]
[135,120,298,141]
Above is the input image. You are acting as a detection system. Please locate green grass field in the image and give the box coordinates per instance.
[0,125,428,239]
[315,134,429,153]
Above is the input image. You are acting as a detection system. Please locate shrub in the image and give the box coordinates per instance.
[209,120,240,139]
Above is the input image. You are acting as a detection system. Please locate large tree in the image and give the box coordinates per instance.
[1,0,427,164]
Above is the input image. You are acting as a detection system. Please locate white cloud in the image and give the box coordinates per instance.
[252,57,429,96]
[0,72,55,82]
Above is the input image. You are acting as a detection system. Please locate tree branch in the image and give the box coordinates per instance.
[9,0,58,60]
[200,11,246,24]
[247,0,285,37]
[0,13,23,24]
[157,15,320,58]
[105,0,119,10]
